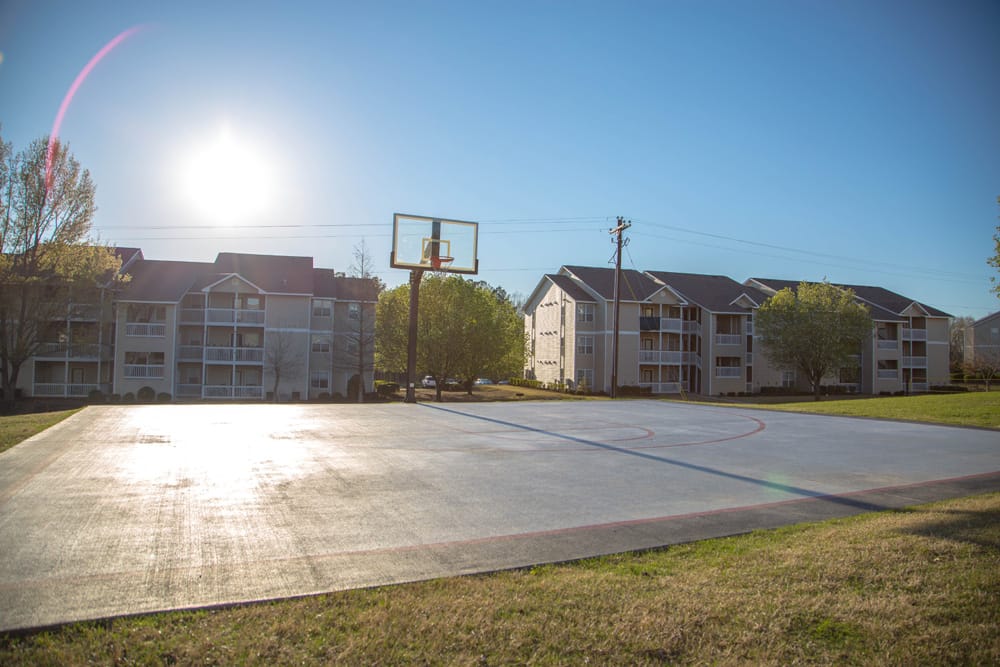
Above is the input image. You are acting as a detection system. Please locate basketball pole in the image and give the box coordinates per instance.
[405,268,423,403]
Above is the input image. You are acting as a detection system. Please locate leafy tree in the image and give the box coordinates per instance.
[755,281,871,401]
[0,132,123,408]
[375,275,525,401]
[964,347,999,391]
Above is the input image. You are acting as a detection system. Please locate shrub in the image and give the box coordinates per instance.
[137,386,155,403]
[317,392,331,401]
[109,393,121,403]
[157,392,171,402]
[122,392,135,403]
[375,381,399,398]
[331,392,345,402]
[87,389,105,403]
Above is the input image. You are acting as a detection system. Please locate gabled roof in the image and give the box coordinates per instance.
[213,252,314,294]
[546,274,596,303]
[649,271,767,313]
[120,259,210,302]
[972,311,1000,327]
[749,277,950,320]
[562,265,663,302]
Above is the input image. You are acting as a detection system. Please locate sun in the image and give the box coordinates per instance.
[179,125,274,225]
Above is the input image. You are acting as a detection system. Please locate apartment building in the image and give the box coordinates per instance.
[16,249,379,401]
[964,311,1000,366]
[524,266,951,396]
[747,279,951,394]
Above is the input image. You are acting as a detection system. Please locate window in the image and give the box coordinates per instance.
[576,335,594,355]
[576,368,594,388]
[781,370,795,388]
[311,335,330,353]
[311,371,329,390]
[126,304,166,322]
[839,366,860,384]
[125,351,164,365]
[349,302,361,320]
[576,303,594,323]
[313,299,332,317]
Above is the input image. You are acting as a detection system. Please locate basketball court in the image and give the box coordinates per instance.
[1,400,998,632]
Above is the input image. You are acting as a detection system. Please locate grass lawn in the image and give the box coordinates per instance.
[1,492,996,665]
[726,391,1000,429]
[0,409,80,454]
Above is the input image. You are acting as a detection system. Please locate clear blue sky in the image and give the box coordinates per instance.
[1,0,998,317]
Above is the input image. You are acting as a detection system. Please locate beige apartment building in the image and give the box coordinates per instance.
[16,249,378,401]
[524,266,952,396]
[964,311,1000,366]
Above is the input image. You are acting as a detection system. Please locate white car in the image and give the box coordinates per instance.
[475,378,493,385]
[421,376,436,388]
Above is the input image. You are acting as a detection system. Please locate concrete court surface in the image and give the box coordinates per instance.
[1,401,998,632]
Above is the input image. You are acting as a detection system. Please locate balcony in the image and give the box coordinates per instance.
[639,317,684,333]
[178,345,204,361]
[176,383,203,398]
[902,356,927,368]
[203,385,264,399]
[744,321,754,335]
[745,352,753,365]
[715,367,742,378]
[123,364,165,379]
[877,339,898,350]
[206,308,266,325]
[179,308,205,324]
[637,381,688,394]
[639,350,698,365]
[877,369,898,380]
[901,327,927,341]
[125,322,166,337]
[909,382,929,392]
[714,334,742,346]
[204,346,264,363]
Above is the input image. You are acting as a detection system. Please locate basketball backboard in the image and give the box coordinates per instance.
[391,213,479,274]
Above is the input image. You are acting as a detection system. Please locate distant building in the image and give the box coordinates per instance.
[16,249,379,401]
[964,311,1000,366]
[524,266,951,396]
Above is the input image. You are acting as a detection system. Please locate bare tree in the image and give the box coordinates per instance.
[264,327,304,401]
[335,240,381,402]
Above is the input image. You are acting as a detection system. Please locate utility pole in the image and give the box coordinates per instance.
[609,216,630,398]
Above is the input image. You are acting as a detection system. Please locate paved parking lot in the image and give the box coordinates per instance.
[1,401,998,631]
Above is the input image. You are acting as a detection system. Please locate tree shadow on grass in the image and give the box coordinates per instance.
[895,507,1000,551]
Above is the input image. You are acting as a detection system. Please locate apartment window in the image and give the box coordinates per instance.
[781,370,795,388]
[311,335,330,353]
[576,368,594,389]
[313,299,332,317]
[992,327,999,343]
[576,335,594,355]
[878,360,898,380]
[125,351,164,365]
[345,337,359,355]
[577,303,594,323]
[349,303,361,320]
[311,371,330,390]
[839,366,860,384]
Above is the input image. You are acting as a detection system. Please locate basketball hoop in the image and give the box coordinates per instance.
[429,255,454,270]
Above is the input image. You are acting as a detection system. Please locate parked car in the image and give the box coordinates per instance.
[421,376,436,388]
[475,378,493,385]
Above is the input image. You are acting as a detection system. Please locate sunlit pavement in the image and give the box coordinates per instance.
[1,401,998,631]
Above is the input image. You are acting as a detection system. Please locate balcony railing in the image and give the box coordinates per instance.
[206,308,266,325]
[901,327,927,341]
[204,346,264,363]
[909,382,929,392]
[745,352,753,364]
[637,381,688,394]
[877,339,898,350]
[877,369,899,380]
[744,321,754,335]
[715,367,742,378]
[203,385,264,399]
[639,317,685,333]
[714,334,742,346]
[639,350,698,364]
[902,356,927,368]
[176,383,203,398]
[123,364,165,378]
[125,322,166,337]
[33,382,110,397]
[35,342,111,359]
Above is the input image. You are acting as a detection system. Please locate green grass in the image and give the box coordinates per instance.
[1,493,997,665]
[730,391,1000,429]
[0,409,80,454]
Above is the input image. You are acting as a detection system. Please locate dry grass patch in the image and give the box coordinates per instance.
[0,409,80,454]
[3,493,998,665]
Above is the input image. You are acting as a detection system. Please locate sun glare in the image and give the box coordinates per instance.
[179,125,274,225]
